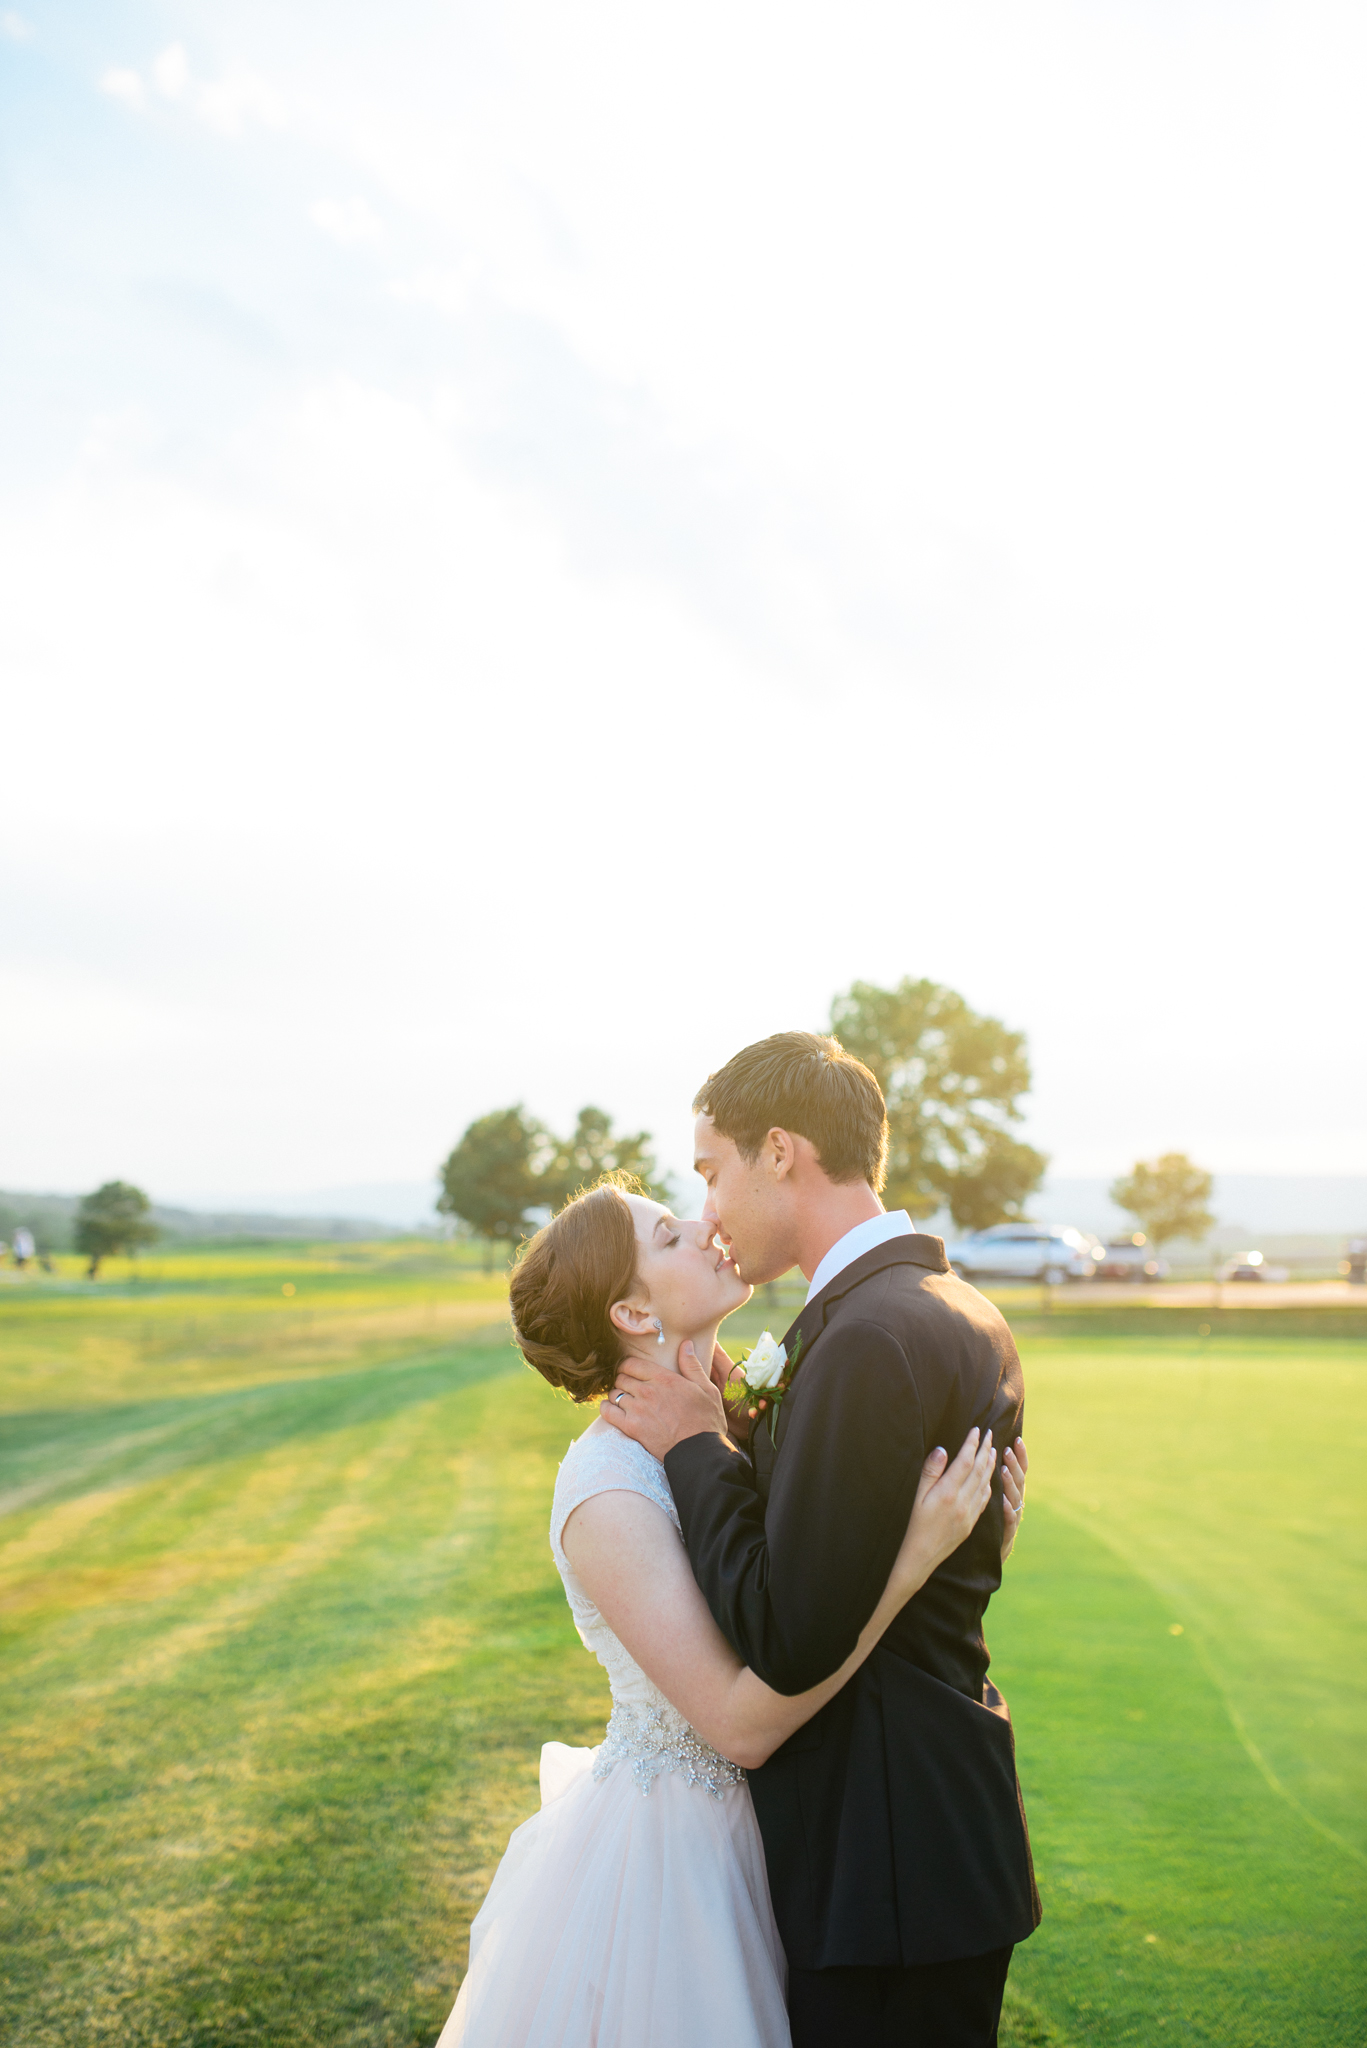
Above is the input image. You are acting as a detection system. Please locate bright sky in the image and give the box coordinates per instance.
[2,0,1363,1209]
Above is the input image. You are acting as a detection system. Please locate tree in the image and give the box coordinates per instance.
[544,1106,674,1208]
[1110,1153,1214,1248]
[74,1181,157,1278]
[437,1107,552,1268]
[829,977,1048,1231]
[436,1102,670,1270]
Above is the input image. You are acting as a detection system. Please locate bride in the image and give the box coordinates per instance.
[438,1174,1025,2048]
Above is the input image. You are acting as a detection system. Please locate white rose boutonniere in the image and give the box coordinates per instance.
[724,1328,807,1444]
[744,1331,786,1390]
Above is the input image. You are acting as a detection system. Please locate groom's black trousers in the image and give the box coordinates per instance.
[787,1945,1013,2048]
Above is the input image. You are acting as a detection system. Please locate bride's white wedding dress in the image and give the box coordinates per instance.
[437,1418,790,2048]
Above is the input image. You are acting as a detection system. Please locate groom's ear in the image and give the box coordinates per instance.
[767,1128,798,1182]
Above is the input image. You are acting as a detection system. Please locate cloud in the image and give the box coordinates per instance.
[99,66,146,110]
[98,43,286,135]
[193,66,286,136]
[309,197,383,246]
[151,42,190,98]
[16,0,1367,1190]
[1,10,33,41]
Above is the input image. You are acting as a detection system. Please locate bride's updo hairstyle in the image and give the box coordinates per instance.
[509,1173,643,1402]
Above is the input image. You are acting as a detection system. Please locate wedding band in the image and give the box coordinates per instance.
[612,1392,627,1406]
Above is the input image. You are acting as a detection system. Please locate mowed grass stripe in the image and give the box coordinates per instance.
[0,1335,514,1521]
[2,1352,609,2047]
[0,1344,527,1715]
[0,1242,512,1414]
[1013,1331,1367,1861]
[994,1500,1366,2047]
[3,1266,1364,2046]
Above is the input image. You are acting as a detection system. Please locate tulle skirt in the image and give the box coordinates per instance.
[438,1740,790,2048]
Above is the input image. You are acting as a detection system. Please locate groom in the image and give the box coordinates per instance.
[604,1031,1040,2048]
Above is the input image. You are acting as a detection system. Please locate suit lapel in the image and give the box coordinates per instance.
[772,1293,827,1455]
[770,1235,950,1456]
[750,1406,776,1500]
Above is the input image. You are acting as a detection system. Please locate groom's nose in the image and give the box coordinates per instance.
[701,1202,732,1249]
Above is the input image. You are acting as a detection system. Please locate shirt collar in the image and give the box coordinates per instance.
[804,1209,916,1304]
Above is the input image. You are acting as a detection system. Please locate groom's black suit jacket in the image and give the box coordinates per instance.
[664,1235,1042,1971]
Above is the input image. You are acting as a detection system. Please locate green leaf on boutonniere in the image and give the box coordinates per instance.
[726,1326,811,1445]
[727,1330,786,1433]
[767,1326,807,1444]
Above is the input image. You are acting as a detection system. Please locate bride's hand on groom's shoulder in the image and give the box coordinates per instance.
[1000,1439,1028,1561]
[887,1429,999,1604]
[600,1342,734,1460]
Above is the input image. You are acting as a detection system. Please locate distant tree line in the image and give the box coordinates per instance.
[1109,1154,1214,1248]
[74,1182,158,1276]
[0,1190,79,1256]
[12,981,1221,1283]
[438,975,1060,1258]
[0,1189,391,1260]
[0,1182,160,1276]
[829,984,1217,1248]
[437,1106,672,1268]
[830,977,1048,1231]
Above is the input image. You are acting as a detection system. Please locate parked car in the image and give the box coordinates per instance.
[1093,1233,1169,1282]
[947,1223,1102,1284]
[1216,1250,1290,1282]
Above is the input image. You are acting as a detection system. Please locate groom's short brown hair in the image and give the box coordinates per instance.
[694,1031,889,1191]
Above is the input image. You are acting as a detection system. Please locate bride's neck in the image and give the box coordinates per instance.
[622,1315,722,1373]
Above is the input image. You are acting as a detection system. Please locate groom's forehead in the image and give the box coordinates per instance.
[692,1113,730,1170]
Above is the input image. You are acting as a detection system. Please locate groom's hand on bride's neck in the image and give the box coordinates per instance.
[600,1343,738,1460]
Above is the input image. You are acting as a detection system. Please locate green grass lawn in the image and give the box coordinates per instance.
[1,1258,1363,2045]
[989,1321,1367,2047]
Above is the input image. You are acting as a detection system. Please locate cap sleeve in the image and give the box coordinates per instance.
[550,1422,681,1575]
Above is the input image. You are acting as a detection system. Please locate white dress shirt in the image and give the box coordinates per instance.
[804,1209,917,1305]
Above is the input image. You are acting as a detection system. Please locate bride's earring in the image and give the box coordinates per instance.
[652,1318,665,1346]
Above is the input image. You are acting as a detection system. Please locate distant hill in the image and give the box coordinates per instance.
[1035,1175,1367,1241]
[162,1182,440,1230]
[0,1190,412,1251]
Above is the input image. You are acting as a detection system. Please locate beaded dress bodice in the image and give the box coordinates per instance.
[550,1420,744,1800]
